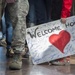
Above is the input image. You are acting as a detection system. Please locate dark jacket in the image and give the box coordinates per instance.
[51,0,72,20]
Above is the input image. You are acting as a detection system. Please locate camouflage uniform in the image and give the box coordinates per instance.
[0,0,29,70]
[0,0,29,53]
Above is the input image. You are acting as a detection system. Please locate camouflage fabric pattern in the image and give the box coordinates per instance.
[0,0,29,53]
[8,0,29,53]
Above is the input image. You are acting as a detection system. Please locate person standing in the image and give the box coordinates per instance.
[1,6,13,57]
[26,0,48,27]
[51,0,73,65]
[0,0,29,70]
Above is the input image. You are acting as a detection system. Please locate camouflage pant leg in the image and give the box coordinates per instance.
[7,0,29,53]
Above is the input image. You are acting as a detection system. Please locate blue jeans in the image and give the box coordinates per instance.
[26,0,48,26]
[2,6,13,49]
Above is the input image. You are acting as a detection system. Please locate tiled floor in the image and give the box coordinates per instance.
[0,47,75,75]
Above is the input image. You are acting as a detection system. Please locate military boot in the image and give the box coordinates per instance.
[6,47,14,58]
[9,53,22,70]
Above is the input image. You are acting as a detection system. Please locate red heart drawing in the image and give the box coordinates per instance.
[49,30,71,53]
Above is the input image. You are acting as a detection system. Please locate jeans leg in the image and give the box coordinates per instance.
[2,14,6,38]
[5,6,13,49]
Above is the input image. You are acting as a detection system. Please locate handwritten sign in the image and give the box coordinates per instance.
[26,16,75,64]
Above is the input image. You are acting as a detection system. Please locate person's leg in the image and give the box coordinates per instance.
[35,0,48,25]
[4,6,14,57]
[0,14,7,47]
[26,0,36,27]
[5,6,13,49]
[2,14,6,38]
[25,0,48,58]
[7,0,29,70]
[44,0,52,22]
[0,0,4,24]
[0,0,7,47]
[0,0,2,22]
[51,0,63,20]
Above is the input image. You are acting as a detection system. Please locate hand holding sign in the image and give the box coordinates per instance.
[61,18,66,24]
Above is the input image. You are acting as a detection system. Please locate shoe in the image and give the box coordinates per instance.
[23,51,29,58]
[9,53,22,70]
[0,38,7,47]
[22,43,29,58]
[6,48,14,58]
[23,47,29,58]
[51,56,70,66]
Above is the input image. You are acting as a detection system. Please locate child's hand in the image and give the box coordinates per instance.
[61,18,66,24]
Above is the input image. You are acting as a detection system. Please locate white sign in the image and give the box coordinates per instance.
[26,16,75,64]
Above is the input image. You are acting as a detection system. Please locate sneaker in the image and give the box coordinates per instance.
[9,53,22,70]
[0,38,7,47]
[51,57,70,66]
[6,48,14,58]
